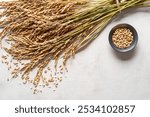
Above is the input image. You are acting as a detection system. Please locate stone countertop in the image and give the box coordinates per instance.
[0,2,150,99]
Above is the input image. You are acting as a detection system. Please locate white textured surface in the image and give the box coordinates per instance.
[0,2,150,99]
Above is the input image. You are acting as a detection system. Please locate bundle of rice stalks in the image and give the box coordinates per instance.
[0,0,150,93]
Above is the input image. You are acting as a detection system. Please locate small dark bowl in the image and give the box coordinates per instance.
[109,23,138,53]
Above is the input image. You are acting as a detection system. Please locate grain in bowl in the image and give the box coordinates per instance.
[109,24,138,53]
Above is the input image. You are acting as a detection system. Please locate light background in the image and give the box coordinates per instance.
[0,0,150,100]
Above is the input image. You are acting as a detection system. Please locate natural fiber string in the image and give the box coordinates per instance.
[116,0,121,12]
[115,0,127,12]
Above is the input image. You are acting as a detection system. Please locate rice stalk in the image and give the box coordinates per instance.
[0,0,150,92]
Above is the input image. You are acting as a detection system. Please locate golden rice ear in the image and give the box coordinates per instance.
[0,0,149,92]
[47,0,89,3]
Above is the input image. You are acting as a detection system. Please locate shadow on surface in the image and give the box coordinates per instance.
[112,48,138,61]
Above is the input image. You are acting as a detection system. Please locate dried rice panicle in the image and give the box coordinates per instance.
[0,0,150,93]
[0,0,89,92]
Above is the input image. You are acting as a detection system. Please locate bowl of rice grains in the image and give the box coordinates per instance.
[109,24,138,53]
[0,0,149,93]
